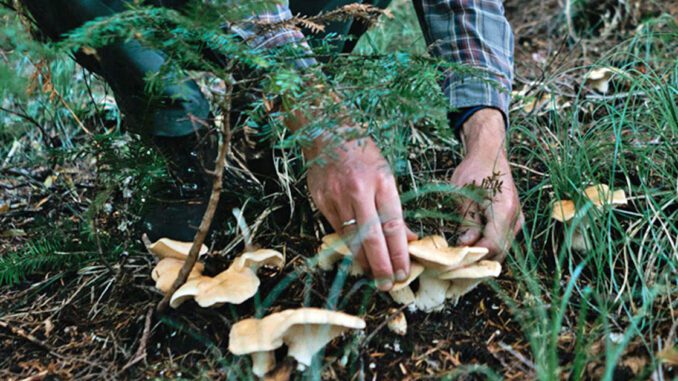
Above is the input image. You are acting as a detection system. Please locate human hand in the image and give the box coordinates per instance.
[450,109,524,261]
[304,132,417,290]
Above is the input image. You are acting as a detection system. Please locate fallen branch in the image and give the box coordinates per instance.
[156,76,234,312]
[121,306,154,372]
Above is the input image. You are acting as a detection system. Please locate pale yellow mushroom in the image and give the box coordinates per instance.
[552,184,627,252]
[584,184,627,207]
[228,308,365,375]
[151,258,204,293]
[231,249,285,272]
[414,270,451,312]
[388,262,424,305]
[552,200,577,222]
[193,266,261,308]
[386,308,407,336]
[442,261,502,305]
[316,233,364,276]
[148,238,208,260]
[169,248,285,309]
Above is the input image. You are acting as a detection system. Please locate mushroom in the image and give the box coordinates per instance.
[408,235,487,270]
[551,184,627,251]
[583,184,627,207]
[442,260,502,305]
[386,308,407,336]
[169,249,285,309]
[170,266,261,308]
[388,262,424,305]
[316,233,364,276]
[439,260,502,280]
[406,236,490,311]
[551,200,577,222]
[232,249,285,272]
[414,270,451,312]
[228,308,366,376]
[152,258,205,293]
[193,266,261,307]
[148,238,208,260]
[227,310,293,377]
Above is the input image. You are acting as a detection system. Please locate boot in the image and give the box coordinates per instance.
[141,130,230,242]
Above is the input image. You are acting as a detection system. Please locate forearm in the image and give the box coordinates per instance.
[412,0,514,125]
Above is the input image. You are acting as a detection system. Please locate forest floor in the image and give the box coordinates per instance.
[1,0,677,380]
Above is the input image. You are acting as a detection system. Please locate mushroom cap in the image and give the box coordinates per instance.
[228,308,365,366]
[193,267,261,307]
[552,200,576,222]
[391,262,424,291]
[439,260,502,280]
[321,233,352,256]
[408,236,468,269]
[169,277,205,308]
[232,249,285,272]
[317,234,364,276]
[584,184,627,207]
[457,247,490,267]
[386,309,407,336]
[229,310,295,355]
[149,238,208,260]
[151,258,204,293]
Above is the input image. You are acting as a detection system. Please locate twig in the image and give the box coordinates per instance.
[121,306,154,372]
[359,304,408,352]
[0,319,57,354]
[156,75,234,312]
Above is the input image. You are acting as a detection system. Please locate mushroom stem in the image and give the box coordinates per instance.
[251,351,276,378]
[389,287,416,306]
[414,272,449,312]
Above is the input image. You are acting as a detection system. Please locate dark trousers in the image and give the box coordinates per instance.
[21,0,392,137]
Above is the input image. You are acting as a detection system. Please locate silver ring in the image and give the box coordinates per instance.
[341,219,357,227]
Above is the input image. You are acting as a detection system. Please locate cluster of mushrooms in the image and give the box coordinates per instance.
[318,233,501,312]
[148,232,501,377]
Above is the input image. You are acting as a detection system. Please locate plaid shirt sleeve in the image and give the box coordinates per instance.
[229,2,317,69]
[414,0,514,123]
[233,1,513,121]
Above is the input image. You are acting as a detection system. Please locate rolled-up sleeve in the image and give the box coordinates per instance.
[414,0,514,123]
[229,2,317,69]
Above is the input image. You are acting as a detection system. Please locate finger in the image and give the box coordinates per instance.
[376,185,410,282]
[457,198,482,246]
[354,198,393,290]
[321,202,343,235]
[405,226,419,241]
[332,202,368,271]
[478,206,522,262]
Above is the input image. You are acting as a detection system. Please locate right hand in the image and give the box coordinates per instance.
[305,133,417,290]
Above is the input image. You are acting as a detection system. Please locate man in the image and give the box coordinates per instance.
[20,0,523,291]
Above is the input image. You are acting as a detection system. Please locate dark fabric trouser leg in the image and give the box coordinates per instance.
[21,0,209,138]
[21,0,392,240]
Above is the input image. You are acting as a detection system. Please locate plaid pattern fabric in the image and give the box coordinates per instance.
[234,0,514,119]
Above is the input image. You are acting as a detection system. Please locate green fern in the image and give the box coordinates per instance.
[0,238,93,286]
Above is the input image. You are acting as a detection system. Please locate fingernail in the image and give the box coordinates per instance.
[376,278,393,291]
[395,270,407,282]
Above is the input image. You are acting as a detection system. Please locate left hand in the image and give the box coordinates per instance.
[450,109,524,261]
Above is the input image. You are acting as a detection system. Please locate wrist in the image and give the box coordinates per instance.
[461,109,507,155]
